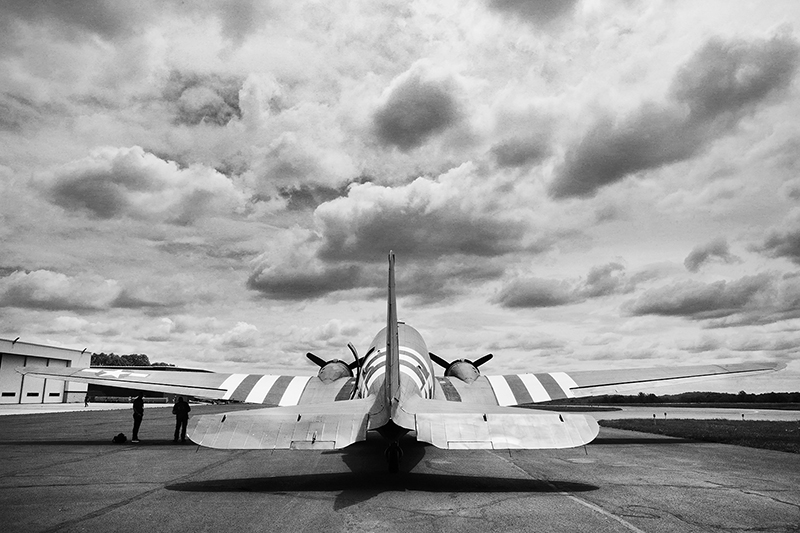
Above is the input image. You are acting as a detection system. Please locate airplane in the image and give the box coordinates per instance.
[18,252,783,472]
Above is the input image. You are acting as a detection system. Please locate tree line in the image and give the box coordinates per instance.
[557,390,800,404]
[90,352,175,367]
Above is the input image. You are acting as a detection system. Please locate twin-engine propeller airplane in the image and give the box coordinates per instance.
[19,252,782,471]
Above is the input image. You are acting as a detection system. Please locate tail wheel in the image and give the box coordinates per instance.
[385,442,403,473]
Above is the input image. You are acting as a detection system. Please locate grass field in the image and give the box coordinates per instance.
[599,419,800,454]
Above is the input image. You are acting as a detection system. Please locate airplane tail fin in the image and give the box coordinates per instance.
[386,251,400,407]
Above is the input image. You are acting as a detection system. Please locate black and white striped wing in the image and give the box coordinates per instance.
[438,361,783,406]
[16,366,354,405]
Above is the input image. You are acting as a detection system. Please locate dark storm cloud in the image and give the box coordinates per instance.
[164,72,243,127]
[372,66,462,151]
[493,262,634,308]
[246,263,363,300]
[487,0,578,25]
[490,136,549,168]
[623,272,800,322]
[684,238,739,272]
[549,34,800,199]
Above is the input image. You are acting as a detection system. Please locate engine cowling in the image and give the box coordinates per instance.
[429,352,493,384]
[306,351,358,384]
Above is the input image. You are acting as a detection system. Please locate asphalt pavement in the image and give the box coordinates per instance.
[1,404,798,533]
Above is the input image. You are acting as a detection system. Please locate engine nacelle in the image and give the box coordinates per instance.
[317,360,353,383]
[444,360,481,384]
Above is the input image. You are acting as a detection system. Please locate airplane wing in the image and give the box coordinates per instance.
[402,395,598,450]
[16,366,356,406]
[437,361,784,406]
[188,397,379,450]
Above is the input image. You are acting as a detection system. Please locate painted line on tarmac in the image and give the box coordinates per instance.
[492,451,648,533]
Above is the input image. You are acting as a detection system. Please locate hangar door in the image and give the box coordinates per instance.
[20,357,47,404]
[0,354,25,404]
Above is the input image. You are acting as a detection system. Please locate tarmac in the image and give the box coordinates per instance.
[1,404,798,533]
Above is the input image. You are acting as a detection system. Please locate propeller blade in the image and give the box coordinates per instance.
[347,342,360,369]
[429,352,450,369]
[473,353,493,368]
[306,352,327,368]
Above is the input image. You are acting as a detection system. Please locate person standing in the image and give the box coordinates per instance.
[172,396,191,443]
[131,394,144,443]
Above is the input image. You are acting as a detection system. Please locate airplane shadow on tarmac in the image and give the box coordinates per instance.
[166,436,598,510]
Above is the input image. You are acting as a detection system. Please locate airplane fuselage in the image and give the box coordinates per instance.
[360,324,434,401]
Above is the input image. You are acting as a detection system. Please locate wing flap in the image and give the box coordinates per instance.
[405,397,598,450]
[187,398,376,450]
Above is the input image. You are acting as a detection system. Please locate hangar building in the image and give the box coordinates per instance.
[0,337,90,404]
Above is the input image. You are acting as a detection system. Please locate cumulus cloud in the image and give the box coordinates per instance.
[163,71,242,127]
[493,277,576,308]
[493,262,635,308]
[684,238,740,272]
[247,233,365,300]
[490,135,549,168]
[755,212,800,264]
[549,34,800,199]
[43,146,246,224]
[625,272,800,324]
[372,61,463,151]
[0,269,197,311]
[671,35,800,122]
[0,270,122,311]
[315,165,528,262]
[219,322,260,348]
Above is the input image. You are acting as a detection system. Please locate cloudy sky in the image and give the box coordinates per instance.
[2,0,799,393]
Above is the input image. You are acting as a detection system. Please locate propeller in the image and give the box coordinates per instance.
[429,352,493,383]
[306,352,359,369]
[429,352,493,370]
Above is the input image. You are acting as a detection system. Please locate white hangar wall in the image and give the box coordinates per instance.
[0,337,90,404]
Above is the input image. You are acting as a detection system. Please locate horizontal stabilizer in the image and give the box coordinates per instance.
[187,398,376,450]
[404,397,598,450]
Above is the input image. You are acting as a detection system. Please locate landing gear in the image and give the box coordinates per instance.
[385,442,403,473]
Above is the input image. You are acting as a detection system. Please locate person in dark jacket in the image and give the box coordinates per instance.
[172,396,191,443]
[132,394,144,443]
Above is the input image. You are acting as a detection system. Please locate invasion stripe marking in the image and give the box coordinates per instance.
[228,374,263,402]
[504,374,533,405]
[263,375,294,405]
[487,375,516,406]
[279,376,311,406]
[535,373,567,400]
[245,375,279,404]
[366,366,386,387]
[438,378,461,402]
[519,373,551,402]
[219,374,248,400]
[550,372,577,398]
[399,364,423,390]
